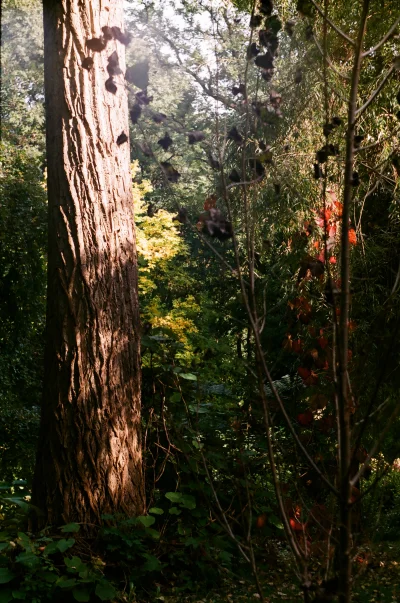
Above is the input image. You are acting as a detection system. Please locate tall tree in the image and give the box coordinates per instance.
[32,0,145,528]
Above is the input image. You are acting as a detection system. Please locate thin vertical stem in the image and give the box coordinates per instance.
[338,2,370,601]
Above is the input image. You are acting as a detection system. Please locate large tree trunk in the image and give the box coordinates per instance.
[32,0,145,528]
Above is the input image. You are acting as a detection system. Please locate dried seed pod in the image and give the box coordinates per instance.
[354,135,365,148]
[269,89,282,108]
[229,169,241,182]
[261,68,274,81]
[332,116,343,126]
[207,152,221,170]
[111,26,132,45]
[82,57,94,70]
[105,77,117,94]
[305,24,313,40]
[161,162,181,183]
[294,67,302,84]
[107,51,123,76]
[116,132,128,145]
[130,104,142,124]
[313,163,323,179]
[323,122,334,137]
[232,83,246,96]
[158,133,173,151]
[152,112,167,124]
[227,127,243,144]
[188,131,206,144]
[284,19,295,36]
[101,26,114,40]
[255,52,274,69]
[135,90,153,105]
[259,0,273,16]
[250,14,263,28]
[174,207,188,223]
[86,37,107,52]
[247,42,261,59]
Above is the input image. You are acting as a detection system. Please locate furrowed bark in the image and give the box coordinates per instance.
[32,0,145,529]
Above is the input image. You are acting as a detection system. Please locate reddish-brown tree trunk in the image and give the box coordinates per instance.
[32,0,145,528]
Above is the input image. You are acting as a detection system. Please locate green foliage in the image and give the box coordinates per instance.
[0,142,47,411]
[364,469,400,542]
[0,521,116,603]
[1,0,45,153]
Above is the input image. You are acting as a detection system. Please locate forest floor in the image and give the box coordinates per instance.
[159,542,400,603]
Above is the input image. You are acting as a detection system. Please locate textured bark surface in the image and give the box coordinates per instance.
[32,0,144,527]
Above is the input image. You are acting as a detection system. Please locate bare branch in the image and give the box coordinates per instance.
[362,16,400,57]
[313,33,351,80]
[309,0,355,46]
[356,65,395,117]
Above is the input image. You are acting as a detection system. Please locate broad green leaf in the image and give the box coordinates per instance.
[17,533,31,550]
[60,523,80,533]
[269,515,284,529]
[180,495,196,510]
[192,439,204,450]
[94,581,116,601]
[142,554,162,572]
[57,538,75,553]
[72,587,91,602]
[144,528,160,540]
[168,507,181,515]
[137,515,155,527]
[179,373,197,381]
[64,556,86,572]
[165,492,183,503]
[15,552,39,568]
[44,541,59,555]
[2,498,30,512]
[0,589,13,603]
[10,592,26,600]
[148,507,164,515]
[57,577,78,589]
[0,543,10,552]
[0,568,15,585]
[169,392,181,403]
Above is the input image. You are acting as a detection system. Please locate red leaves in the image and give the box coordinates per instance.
[292,339,302,354]
[297,410,314,426]
[318,414,335,433]
[297,367,311,381]
[297,367,318,385]
[348,228,357,244]
[317,336,328,350]
[290,517,306,531]
[203,195,217,211]
[256,513,267,528]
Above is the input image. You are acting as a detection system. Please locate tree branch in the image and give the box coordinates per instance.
[362,16,400,57]
[309,0,355,46]
[313,33,351,80]
[356,64,395,117]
